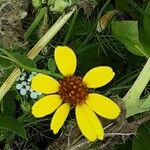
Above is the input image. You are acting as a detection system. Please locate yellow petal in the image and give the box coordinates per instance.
[51,103,70,134]
[31,74,60,94]
[76,104,104,141]
[54,46,77,76]
[83,66,115,88]
[32,95,62,118]
[86,93,120,119]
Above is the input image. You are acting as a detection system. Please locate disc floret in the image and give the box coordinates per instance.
[58,76,89,106]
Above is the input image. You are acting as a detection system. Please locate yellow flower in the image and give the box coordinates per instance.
[31,46,121,141]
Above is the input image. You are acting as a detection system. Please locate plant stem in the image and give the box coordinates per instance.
[124,58,150,117]
[0,6,76,103]
[0,54,15,62]
[63,9,79,45]
[0,47,63,78]
[97,0,111,20]
[24,7,46,40]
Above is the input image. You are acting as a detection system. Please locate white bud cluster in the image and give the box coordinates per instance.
[16,72,42,99]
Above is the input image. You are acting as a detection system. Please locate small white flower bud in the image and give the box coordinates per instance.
[21,81,27,86]
[30,92,38,99]
[20,76,25,81]
[16,84,23,90]
[20,88,27,96]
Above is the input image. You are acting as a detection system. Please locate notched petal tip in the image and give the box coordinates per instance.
[86,93,121,120]
[76,104,104,141]
[50,103,70,134]
[54,46,77,76]
[83,66,115,88]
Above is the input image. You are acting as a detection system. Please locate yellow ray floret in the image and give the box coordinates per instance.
[54,46,77,76]
[31,74,60,94]
[51,103,70,134]
[76,104,104,141]
[86,93,121,119]
[83,66,115,88]
[32,95,62,118]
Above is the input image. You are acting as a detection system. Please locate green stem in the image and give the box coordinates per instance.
[0,47,63,79]
[0,48,15,59]
[0,54,15,62]
[124,58,150,117]
[24,7,46,40]
[20,65,63,79]
[97,0,111,20]
[63,9,79,45]
[135,45,149,58]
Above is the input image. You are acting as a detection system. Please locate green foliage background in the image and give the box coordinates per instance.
[0,0,150,149]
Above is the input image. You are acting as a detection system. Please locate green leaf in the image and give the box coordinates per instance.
[47,58,56,73]
[139,95,150,113]
[139,0,150,57]
[2,92,16,116]
[50,0,72,12]
[12,53,36,68]
[0,115,27,140]
[4,144,12,150]
[112,21,149,57]
[32,0,42,8]
[0,57,12,68]
[132,121,150,150]
[48,0,55,5]
[125,96,150,118]
[0,129,9,142]
[143,1,150,37]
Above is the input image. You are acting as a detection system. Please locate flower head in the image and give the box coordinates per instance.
[31,46,121,141]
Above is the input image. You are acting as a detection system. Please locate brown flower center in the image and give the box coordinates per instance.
[58,76,89,106]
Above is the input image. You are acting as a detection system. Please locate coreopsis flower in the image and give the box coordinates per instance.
[31,46,121,141]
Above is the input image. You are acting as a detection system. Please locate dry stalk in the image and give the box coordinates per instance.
[0,6,76,102]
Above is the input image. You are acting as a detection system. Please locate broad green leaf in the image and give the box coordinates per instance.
[0,115,27,140]
[12,53,36,68]
[143,0,150,35]
[132,121,150,150]
[112,21,149,57]
[125,96,150,117]
[139,0,150,57]
[139,95,150,113]
[47,58,56,73]
[124,58,150,117]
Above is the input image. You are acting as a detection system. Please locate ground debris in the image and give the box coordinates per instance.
[0,0,29,49]
[77,0,97,17]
